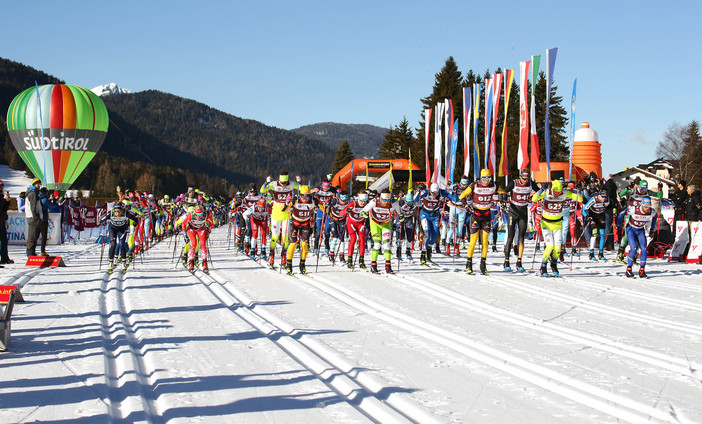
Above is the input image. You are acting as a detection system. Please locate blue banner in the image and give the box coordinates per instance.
[568,78,577,180]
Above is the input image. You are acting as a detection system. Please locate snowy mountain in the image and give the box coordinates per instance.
[91,82,132,96]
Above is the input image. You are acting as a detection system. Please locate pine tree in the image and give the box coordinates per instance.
[330,140,354,177]
[377,117,418,159]
[658,120,702,187]
[417,57,465,181]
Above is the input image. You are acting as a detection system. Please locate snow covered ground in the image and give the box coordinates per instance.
[1,226,702,423]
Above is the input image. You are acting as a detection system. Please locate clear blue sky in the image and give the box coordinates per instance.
[2,0,700,175]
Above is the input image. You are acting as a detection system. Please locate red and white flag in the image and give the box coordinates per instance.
[424,108,432,184]
[489,73,502,175]
[518,61,530,170]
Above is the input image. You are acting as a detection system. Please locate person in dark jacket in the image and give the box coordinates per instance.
[0,180,12,265]
[38,187,50,256]
[671,180,688,224]
[603,175,618,249]
[685,184,701,222]
[25,178,43,256]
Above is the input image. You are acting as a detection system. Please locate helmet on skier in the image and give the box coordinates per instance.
[256,198,267,210]
[357,191,369,204]
[112,202,124,215]
[417,182,426,191]
[641,196,652,210]
[379,190,392,204]
[519,169,530,180]
[551,180,563,194]
[405,193,415,203]
[193,206,205,219]
[299,185,311,194]
[321,181,331,191]
[163,195,170,201]
[639,180,648,192]
[598,190,608,201]
[480,169,492,184]
[430,183,440,195]
[338,192,350,202]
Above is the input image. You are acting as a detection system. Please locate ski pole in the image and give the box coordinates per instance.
[315,211,328,273]
[99,224,106,270]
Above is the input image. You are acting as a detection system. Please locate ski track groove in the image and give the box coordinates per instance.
[273,257,683,424]
[184,258,439,424]
[98,267,165,424]
[383,271,702,379]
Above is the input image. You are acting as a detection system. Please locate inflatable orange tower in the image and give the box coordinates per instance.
[571,122,602,179]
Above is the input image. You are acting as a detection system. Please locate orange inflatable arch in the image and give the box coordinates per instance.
[332,159,422,189]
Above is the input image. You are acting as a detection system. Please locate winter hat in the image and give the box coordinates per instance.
[31,178,41,186]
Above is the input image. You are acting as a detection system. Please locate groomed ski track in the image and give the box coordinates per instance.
[2,225,701,423]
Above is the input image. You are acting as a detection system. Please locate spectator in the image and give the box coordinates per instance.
[671,180,688,224]
[38,187,50,256]
[48,190,61,213]
[25,178,42,257]
[0,180,12,265]
[602,175,618,249]
[17,191,26,212]
[685,184,701,222]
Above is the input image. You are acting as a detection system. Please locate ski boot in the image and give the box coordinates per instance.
[269,251,275,267]
[181,253,188,268]
[516,258,525,272]
[420,251,427,266]
[285,261,294,275]
[339,254,345,264]
[261,249,268,261]
[347,257,354,270]
[550,258,559,277]
[359,257,367,270]
[616,246,626,263]
[370,261,379,274]
[466,257,473,275]
[588,250,596,261]
[427,246,435,265]
[188,259,195,273]
[625,266,634,278]
[406,248,412,261]
[237,242,245,253]
[639,266,648,279]
[540,262,548,277]
[329,252,335,264]
[107,259,116,274]
[385,261,394,274]
[598,250,606,261]
[480,257,488,275]
[491,245,497,253]
[299,260,308,276]
[535,243,541,252]
[249,250,256,260]
[503,259,511,271]
[571,247,578,257]
[202,259,209,274]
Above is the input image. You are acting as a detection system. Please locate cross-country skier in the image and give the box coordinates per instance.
[101,202,140,273]
[416,183,448,266]
[531,180,583,277]
[242,198,270,260]
[460,169,498,275]
[624,196,657,278]
[285,185,316,275]
[345,191,369,270]
[361,189,400,274]
[267,171,299,267]
[181,205,214,272]
[502,169,539,271]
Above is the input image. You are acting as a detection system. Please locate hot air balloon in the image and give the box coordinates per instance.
[6,84,109,190]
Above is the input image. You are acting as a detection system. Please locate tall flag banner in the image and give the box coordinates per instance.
[544,47,558,174]
[462,86,472,177]
[365,164,369,189]
[444,98,453,183]
[349,158,355,194]
[489,73,502,175]
[389,163,393,191]
[433,102,445,184]
[483,78,494,170]
[518,61,531,170]
[472,83,481,179]
[448,118,459,182]
[568,78,577,180]
[408,147,413,191]
[424,108,432,183]
[499,69,514,177]
[529,55,541,174]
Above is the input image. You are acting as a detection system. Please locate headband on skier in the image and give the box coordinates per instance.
[358,192,369,202]
[279,174,289,183]
[380,192,392,201]
[322,181,331,191]
[641,196,652,208]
